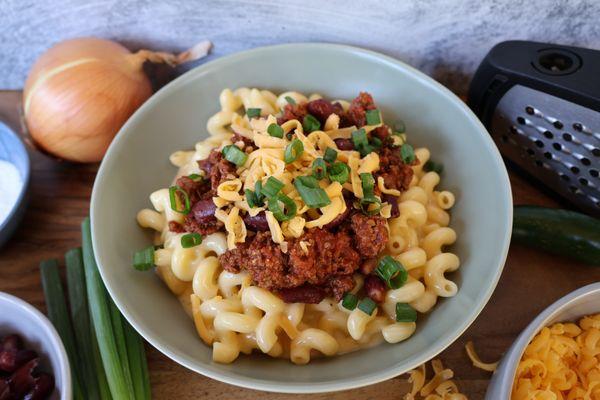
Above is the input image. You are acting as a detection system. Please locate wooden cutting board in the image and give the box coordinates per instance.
[1,90,599,399]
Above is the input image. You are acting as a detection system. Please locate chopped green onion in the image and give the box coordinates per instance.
[294,176,331,208]
[133,246,155,271]
[360,196,382,216]
[65,248,102,400]
[328,162,350,184]
[268,193,297,221]
[352,128,368,149]
[394,121,406,134]
[262,176,285,198]
[395,303,417,322]
[312,158,327,180]
[255,180,263,199]
[324,147,338,163]
[187,173,202,181]
[360,173,375,198]
[222,144,248,167]
[342,293,358,310]
[169,186,191,214]
[358,297,377,316]
[371,136,382,149]
[302,114,321,133]
[366,109,381,125]
[375,256,408,289]
[284,139,304,163]
[246,108,261,118]
[424,160,444,174]
[285,96,296,105]
[181,233,203,248]
[245,189,261,208]
[400,143,416,164]
[267,123,284,138]
[40,259,85,400]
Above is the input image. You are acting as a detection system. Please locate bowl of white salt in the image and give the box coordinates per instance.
[0,121,29,248]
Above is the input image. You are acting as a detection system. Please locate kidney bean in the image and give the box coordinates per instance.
[0,335,21,352]
[360,258,378,275]
[278,285,326,304]
[23,373,54,400]
[382,193,400,218]
[334,138,354,151]
[242,212,269,232]
[306,99,334,123]
[364,275,386,303]
[8,358,37,399]
[0,350,16,373]
[191,198,217,224]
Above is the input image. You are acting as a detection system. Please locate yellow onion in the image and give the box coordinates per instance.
[23,37,210,162]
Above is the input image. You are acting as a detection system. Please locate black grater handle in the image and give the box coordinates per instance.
[468,40,600,127]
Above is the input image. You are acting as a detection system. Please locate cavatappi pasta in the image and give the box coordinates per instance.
[512,314,600,399]
[136,88,460,364]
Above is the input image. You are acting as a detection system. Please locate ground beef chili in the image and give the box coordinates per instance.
[219,213,390,302]
[197,149,236,192]
[374,147,415,192]
[349,213,388,258]
[277,102,307,125]
[341,92,376,127]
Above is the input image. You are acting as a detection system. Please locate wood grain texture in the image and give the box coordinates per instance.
[1,90,600,399]
[2,0,600,93]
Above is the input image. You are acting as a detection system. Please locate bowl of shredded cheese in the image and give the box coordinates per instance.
[486,282,600,399]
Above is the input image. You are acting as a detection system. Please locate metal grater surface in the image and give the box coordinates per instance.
[490,85,600,215]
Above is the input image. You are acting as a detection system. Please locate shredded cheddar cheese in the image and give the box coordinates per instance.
[404,359,468,400]
[512,314,600,399]
[465,341,498,372]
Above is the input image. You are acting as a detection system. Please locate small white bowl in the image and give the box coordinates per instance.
[486,282,600,399]
[0,292,71,400]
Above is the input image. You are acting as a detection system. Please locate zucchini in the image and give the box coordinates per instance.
[513,205,600,265]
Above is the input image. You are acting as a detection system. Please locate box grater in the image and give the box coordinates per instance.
[468,40,600,217]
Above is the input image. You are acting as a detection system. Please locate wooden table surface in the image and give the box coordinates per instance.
[1,90,599,400]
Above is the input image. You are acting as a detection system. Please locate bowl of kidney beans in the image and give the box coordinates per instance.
[0,293,70,400]
[0,334,54,399]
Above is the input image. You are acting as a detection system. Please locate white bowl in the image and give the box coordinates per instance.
[91,43,513,393]
[0,292,71,400]
[486,282,600,399]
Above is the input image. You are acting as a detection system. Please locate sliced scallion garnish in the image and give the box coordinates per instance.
[284,139,304,164]
[360,173,375,198]
[358,297,377,316]
[395,303,417,322]
[133,246,155,271]
[324,147,338,163]
[285,96,296,105]
[187,173,202,181]
[246,108,261,118]
[302,114,321,133]
[400,143,415,164]
[262,176,285,198]
[267,123,284,138]
[168,186,191,214]
[328,162,349,184]
[394,120,406,134]
[424,160,444,174]
[267,193,297,221]
[352,128,368,149]
[181,233,203,248]
[294,176,331,208]
[312,158,327,180]
[222,144,248,166]
[365,109,381,125]
[375,255,408,289]
[342,293,358,310]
